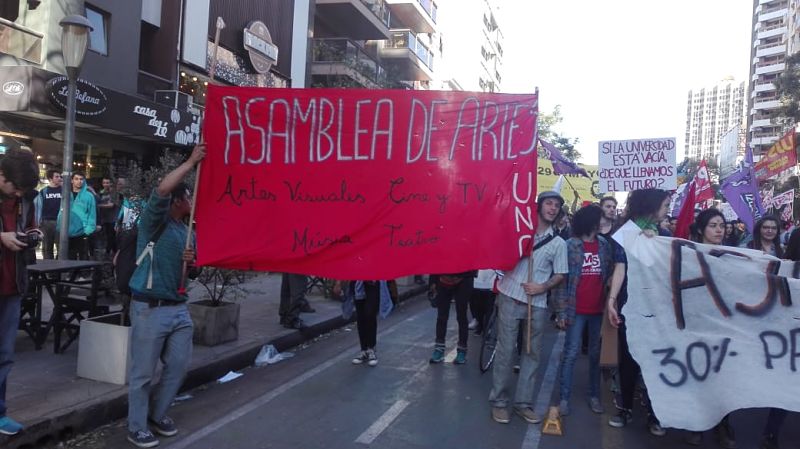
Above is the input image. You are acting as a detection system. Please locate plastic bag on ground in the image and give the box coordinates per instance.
[255,344,295,367]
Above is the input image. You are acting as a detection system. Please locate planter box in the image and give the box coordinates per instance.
[77,312,131,385]
[188,300,241,346]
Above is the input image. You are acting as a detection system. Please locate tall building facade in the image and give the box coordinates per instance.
[310,0,438,89]
[684,78,746,161]
[748,0,790,155]
[433,0,503,92]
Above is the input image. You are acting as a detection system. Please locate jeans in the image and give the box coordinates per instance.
[355,283,379,350]
[435,278,473,350]
[127,301,193,432]
[559,313,602,402]
[489,294,547,408]
[40,219,58,259]
[0,295,21,416]
[279,274,308,323]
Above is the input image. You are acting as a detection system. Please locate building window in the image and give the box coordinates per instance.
[86,5,108,55]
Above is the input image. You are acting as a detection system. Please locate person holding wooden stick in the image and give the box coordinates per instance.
[489,191,568,425]
[126,144,204,448]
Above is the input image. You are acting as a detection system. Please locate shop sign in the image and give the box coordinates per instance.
[244,21,278,74]
[45,76,108,116]
[2,81,24,96]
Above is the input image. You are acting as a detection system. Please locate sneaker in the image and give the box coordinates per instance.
[648,418,667,437]
[0,416,23,435]
[454,349,467,365]
[352,351,367,365]
[127,430,159,448]
[429,347,445,364]
[759,433,779,449]
[559,399,571,416]
[149,416,177,437]
[513,407,542,424]
[588,397,604,414]
[468,318,478,330]
[366,349,378,367]
[686,431,703,446]
[491,407,510,424]
[609,410,632,428]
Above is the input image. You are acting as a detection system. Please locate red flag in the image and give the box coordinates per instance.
[674,181,697,239]
[694,160,714,203]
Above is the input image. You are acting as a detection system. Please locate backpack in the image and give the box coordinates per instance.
[114,221,167,295]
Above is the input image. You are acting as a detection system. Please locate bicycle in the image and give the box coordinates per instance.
[479,304,498,373]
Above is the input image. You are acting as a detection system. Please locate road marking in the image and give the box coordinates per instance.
[166,313,421,449]
[521,331,565,449]
[355,400,411,445]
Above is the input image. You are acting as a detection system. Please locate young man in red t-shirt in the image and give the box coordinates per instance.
[555,204,614,416]
[0,147,39,436]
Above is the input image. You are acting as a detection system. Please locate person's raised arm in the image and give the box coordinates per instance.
[156,144,205,197]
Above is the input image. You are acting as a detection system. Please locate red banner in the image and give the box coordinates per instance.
[196,86,538,279]
[755,129,796,182]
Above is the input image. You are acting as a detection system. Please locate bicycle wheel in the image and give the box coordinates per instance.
[479,305,498,373]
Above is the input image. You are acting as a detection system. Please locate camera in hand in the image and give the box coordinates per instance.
[19,232,41,248]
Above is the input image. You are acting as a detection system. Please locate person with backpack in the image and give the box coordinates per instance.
[428,271,476,365]
[126,144,204,448]
[489,191,568,425]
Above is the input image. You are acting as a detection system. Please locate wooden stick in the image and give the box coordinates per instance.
[179,17,225,294]
[526,248,534,354]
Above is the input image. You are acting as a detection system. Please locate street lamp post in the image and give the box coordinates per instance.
[57,15,92,260]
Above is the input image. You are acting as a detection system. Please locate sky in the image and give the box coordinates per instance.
[500,0,753,166]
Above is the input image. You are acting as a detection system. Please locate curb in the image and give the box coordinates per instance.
[4,285,427,449]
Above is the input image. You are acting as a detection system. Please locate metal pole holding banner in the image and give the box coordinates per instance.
[179,16,225,294]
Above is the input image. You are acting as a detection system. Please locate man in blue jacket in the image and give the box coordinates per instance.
[56,172,96,260]
[126,144,204,448]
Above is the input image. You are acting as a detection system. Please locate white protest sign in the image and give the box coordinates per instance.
[598,137,677,192]
[619,233,800,431]
[719,125,740,180]
[719,203,738,222]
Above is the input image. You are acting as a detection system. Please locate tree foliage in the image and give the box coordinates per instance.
[773,52,800,128]
[537,105,581,161]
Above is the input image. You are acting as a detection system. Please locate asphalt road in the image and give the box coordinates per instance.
[66,296,798,449]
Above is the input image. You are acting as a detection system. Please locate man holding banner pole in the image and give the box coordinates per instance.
[489,191,567,425]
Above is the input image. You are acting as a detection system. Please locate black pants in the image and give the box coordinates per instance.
[103,223,117,254]
[470,288,495,333]
[618,321,655,417]
[68,235,90,260]
[355,282,380,350]
[763,408,788,437]
[435,278,473,350]
[279,273,307,322]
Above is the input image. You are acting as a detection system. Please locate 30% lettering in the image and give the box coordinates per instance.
[651,338,735,387]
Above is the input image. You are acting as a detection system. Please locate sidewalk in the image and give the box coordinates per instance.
[3,274,427,449]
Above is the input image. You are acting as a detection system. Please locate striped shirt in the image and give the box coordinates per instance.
[497,226,568,309]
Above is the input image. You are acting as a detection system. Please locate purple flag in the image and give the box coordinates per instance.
[539,139,589,177]
[720,147,764,233]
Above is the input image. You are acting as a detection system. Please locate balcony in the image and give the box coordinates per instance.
[753,81,777,94]
[757,24,787,40]
[315,0,391,40]
[755,62,786,74]
[311,39,386,88]
[385,0,437,33]
[760,8,788,22]
[756,42,786,57]
[377,29,434,81]
[752,99,781,110]
[751,118,774,128]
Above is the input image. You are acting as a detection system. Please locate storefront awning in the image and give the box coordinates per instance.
[0,66,201,146]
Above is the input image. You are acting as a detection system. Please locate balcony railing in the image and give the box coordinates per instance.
[416,0,438,23]
[386,29,434,70]
[138,70,173,99]
[366,0,392,28]
[312,38,386,85]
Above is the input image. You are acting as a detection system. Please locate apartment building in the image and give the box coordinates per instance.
[434,0,503,92]
[310,0,438,89]
[684,77,746,161]
[748,0,790,155]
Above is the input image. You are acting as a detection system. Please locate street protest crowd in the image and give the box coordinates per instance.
[0,139,796,449]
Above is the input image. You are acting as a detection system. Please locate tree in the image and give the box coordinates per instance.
[537,105,581,161]
[772,52,800,128]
